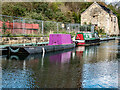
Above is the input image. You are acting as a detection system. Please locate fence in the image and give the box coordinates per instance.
[0,15,95,36]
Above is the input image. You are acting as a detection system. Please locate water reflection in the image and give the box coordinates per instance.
[2,60,36,88]
[50,51,71,64]
[80,40,119,63]
[80,40,119,88]
[82,61,118,88]
[2,40,119,88]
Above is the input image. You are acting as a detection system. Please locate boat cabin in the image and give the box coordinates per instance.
[49,34,73,45]
[74,32,100,45]
[75,32,96,40]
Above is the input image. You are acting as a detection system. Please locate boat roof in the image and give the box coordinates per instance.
[76,32,93,34]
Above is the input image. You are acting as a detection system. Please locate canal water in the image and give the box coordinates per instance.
[1,40,120,88]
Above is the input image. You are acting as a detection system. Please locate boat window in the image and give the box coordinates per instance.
[89,34,92,38]
[86,34,89,38]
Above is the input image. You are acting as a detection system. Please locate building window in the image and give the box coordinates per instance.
[114,17,116,23]
[95,24,98,26]
[111,17,112,22]
[114,26,116,31]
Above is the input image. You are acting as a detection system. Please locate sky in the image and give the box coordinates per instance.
[105,0,120,4]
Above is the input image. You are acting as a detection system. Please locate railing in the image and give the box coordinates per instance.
[0,14,95,36]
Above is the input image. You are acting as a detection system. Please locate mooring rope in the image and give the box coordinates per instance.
[9,47,20,53]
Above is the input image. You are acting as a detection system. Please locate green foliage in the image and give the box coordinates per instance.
[95,27,105,35]
[2,2,92,23]
[72,12,81,23]
[13,5,26,16]
[34,2,49,13]
[44,22,57,35]
[50,3,59,12]
[25,12,44,20]
[84,22,87,25]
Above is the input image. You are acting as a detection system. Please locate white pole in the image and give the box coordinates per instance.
[69,24,70,33]
[41,47,45,67]
[23,60,26,71]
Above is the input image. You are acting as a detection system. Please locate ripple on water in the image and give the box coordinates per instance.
[82,61,118,88]
[2,69,36,88]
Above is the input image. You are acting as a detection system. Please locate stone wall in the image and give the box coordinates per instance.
[81,2,119,35]
[81,2,108,31]
[0,37,49,45]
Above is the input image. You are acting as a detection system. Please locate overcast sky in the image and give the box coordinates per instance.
[105,0,120,4]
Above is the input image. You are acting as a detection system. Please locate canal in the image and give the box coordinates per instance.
[1,40,120,88]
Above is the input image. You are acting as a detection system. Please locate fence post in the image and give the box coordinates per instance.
[69,24,70,33]
[42,21,44,35]
[24,19,26,35]
[13,20,14,34]
[22,19,25,35]
[38,21,41,35]
[22,19,24,35]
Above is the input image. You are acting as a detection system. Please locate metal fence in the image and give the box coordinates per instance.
[0,15,95,36]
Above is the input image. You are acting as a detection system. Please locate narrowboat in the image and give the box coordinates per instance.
[73,32,100,46]
[7,34,75,55]
[100,35,115,41]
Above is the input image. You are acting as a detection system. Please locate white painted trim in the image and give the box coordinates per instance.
[74,40,85,43]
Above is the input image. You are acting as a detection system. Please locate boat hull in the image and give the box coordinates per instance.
[100,37,115,41]
[76,39,100,46]
[7,44,75,55]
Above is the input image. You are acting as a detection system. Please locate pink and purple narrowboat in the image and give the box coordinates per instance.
[7,34,75,55]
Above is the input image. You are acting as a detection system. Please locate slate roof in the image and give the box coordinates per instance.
[98,4,111,13]
[98,3,116,16]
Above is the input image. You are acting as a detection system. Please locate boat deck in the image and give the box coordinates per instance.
[0,42,49,48]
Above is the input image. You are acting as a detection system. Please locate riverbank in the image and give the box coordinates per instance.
[0,37,49,45]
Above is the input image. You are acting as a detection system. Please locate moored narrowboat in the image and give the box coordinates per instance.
[7,34,75,55]
[73,32,100,46]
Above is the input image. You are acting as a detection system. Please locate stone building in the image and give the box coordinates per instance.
[81,2,119,35]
